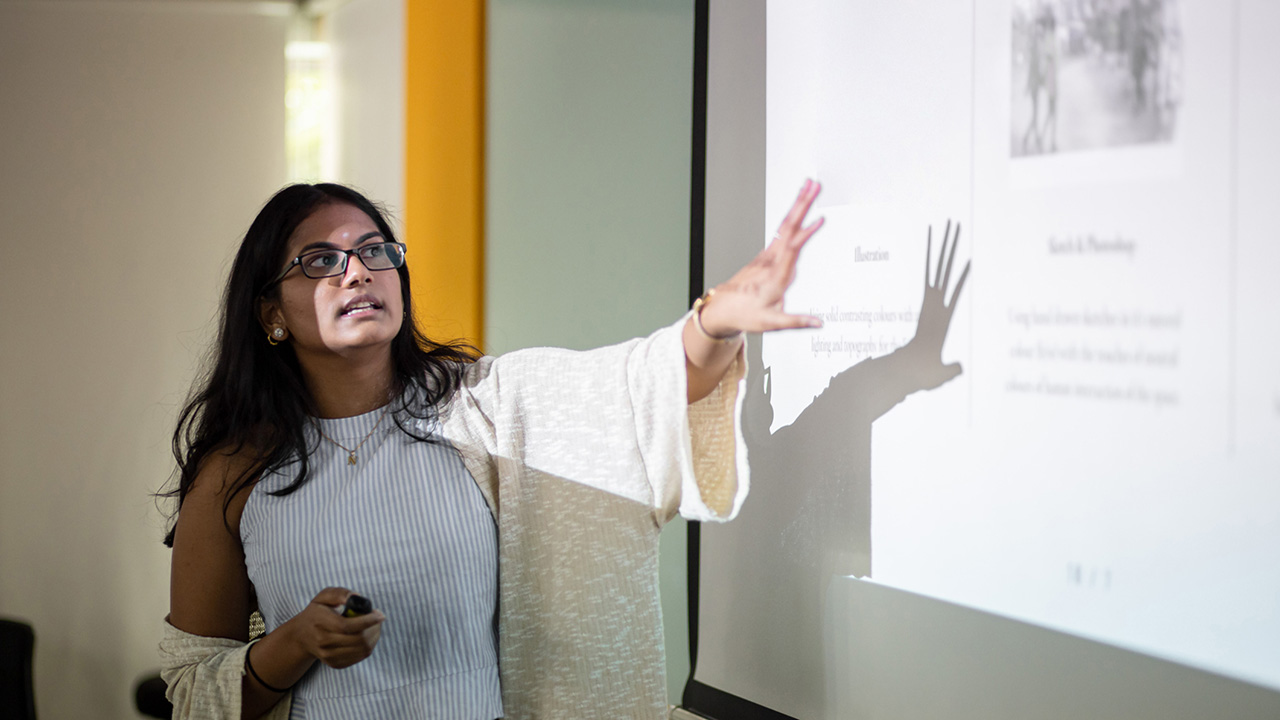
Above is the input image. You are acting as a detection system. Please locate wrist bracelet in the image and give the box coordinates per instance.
[245,641,292,694]
[692,288,743,344]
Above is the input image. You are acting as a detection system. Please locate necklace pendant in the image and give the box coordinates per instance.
[347,453,357,465]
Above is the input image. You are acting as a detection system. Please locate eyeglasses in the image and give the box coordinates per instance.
[261,240,407,294]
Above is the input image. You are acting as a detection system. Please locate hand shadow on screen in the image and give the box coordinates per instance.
[721,222,969,712]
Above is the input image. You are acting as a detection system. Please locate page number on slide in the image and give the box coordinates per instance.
[1067,562,1112,591]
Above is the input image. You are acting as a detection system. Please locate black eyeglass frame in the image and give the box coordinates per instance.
[259,240,408,295]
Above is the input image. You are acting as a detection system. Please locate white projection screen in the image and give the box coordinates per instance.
[685,2,1280,719]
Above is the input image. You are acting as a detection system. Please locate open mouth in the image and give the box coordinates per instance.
[340,296,383,317]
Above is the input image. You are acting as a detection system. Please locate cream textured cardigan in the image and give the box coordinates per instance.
[160,314,749,719]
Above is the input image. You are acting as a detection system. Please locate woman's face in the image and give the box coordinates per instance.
[261,202,404,359]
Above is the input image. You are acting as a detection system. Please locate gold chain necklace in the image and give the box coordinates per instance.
[313,405,391,466]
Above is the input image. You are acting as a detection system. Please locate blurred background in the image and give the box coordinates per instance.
[0,0,695,716]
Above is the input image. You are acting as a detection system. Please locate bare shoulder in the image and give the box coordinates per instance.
[185,446,262,525]
[168,446,263,641]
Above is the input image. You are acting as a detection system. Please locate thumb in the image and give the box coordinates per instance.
[943,362,963,383]
[312,587,352,609]
[920,362,963,391]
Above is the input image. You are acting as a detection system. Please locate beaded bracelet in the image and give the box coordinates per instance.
[692,288,743,344]
[245,641,292,694]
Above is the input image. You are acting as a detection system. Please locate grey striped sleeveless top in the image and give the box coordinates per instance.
[240,406,501,719]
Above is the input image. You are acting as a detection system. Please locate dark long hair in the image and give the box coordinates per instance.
[161,183,478,547]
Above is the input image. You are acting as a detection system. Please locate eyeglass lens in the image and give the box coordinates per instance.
[300,243,405,279]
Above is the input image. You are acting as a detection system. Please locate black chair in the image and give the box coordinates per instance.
[135,673,172,718]
[0,618,36,720]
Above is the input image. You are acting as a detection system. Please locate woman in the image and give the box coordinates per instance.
[161,180,824,719]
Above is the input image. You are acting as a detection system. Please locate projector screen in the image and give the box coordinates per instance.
[689,2,1280,718]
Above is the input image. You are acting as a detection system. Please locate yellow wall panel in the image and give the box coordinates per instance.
[405,0,485,347]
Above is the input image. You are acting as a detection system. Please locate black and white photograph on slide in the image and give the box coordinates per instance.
[1012,0,1183,157]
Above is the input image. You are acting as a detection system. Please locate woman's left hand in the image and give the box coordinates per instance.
[697,179,826,337]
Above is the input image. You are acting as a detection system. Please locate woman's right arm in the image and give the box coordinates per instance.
[168,451,384,719]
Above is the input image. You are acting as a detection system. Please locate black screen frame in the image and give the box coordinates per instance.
[680,1,795,717]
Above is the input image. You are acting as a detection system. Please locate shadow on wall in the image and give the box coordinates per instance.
[719,222,970,706]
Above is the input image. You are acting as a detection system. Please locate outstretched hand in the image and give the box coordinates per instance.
[697,179,826,337]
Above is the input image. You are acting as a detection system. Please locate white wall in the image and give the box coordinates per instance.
[327,0,405,227]
[0,2,288,717]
